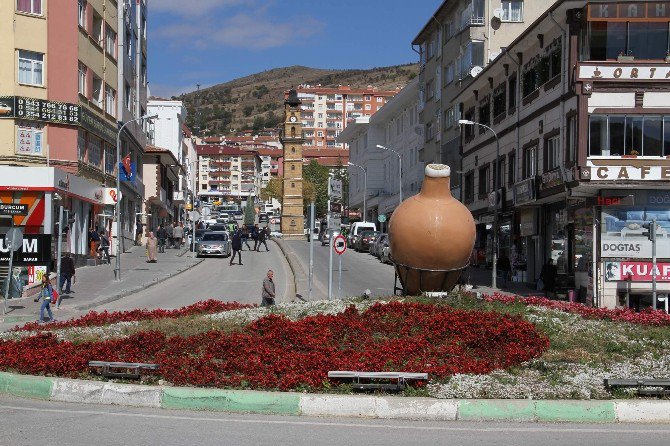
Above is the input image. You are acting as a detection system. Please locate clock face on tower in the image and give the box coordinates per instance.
[289,115,297,122]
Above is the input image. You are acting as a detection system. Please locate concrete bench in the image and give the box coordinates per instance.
[89,361,159,380]
[604,379,670,396]
[328,371,428,391]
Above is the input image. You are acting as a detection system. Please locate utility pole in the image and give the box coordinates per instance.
[309,201,315,301]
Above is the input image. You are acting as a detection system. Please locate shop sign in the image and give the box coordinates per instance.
[588,3,670,20]
[605,261,670,282]
[0,97,80,125]
[54,170,104,204]
[80,108,117,145]
[0,204,28,216]
[488,188,505,210]
[520,208,538,236]
[0,234,51,265]
[588,165,670,181]
[513,178,536,205]
[540,168,564,191]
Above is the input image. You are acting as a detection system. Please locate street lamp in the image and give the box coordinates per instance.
[347,162,367,223]
[458,119,500,290]
[376,144,402,204]
[115,114,158,281]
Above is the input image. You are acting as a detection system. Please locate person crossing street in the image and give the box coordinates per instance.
[230,228,243,265]
[256,225,269,252]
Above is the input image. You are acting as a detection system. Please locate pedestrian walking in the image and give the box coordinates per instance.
[166,222,175,248]
[230,228,243,265]
[98,230,111,264]
[173,222,184,248]
[88,227,100,258]
[157,225,167,253]
[8,267,23,299]
[59,252,76,296]
[539,258,558,297]
[146,231,158,263]
[252,224,260,251]
[261,270,276,306]
[241,225,252,251]
[256,225,269,252]
[496,253,511,288]
[35,275,55,323]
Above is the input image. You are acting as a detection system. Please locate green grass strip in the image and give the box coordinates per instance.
[0,372,53,400]
[162,387,300,415]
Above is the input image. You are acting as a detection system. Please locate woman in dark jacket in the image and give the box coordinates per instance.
[230,229,243,266]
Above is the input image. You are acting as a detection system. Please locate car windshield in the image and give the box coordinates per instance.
[195,230,210,237]
[202,233,228,241]
[361,231,379,237]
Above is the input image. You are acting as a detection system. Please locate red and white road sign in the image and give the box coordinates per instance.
[334,234,346,255]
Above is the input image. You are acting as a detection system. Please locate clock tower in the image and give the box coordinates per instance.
[280,89,305,239]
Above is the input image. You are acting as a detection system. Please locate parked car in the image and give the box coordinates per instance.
[380,243,392,264]
[371,233,389,258]
[190,229,211,251]
[258,213,269,223]
[321,229,340,246]
[196,231,231,258]
[354,230,379,252]
[347,222,376,248]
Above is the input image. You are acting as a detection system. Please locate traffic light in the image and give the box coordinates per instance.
[642,221,657,242]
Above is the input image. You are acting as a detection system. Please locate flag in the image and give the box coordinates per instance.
[122,154,132,176]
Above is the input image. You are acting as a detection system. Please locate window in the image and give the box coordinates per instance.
[78,0,87,28]
[445,107,455,128]
[125,26,132,58]
[508,153,516,185]
[141,56,147,85]
[478,165,490,196]
[377,97,383,103]
[463,109,475,141]
[523,145,537,179]
[78,62,87,95]
[589,115,670,156]
[92,11,103,45]
[106,26,117,58]
[493,84,506,118]
[426,121,434,141]
[16,122,44,155]
[88,136,102,167]
[18,50,43,86]
[444,63,455,86]
[105,144,116,174]
[587,21,669,61]
[77,130,87,161]
[16,0,42,15]
[125,82,132,111]
[546,135,560,170]
[478,100,490,128]
[501,0,523,22]
[105,84,116,117]
[464,172,474,202]
[445,20,455,41]
[364,95,371,101]
[426,80,435,100]
[91,74,103,108]
[365,104,371,110]
[508,74,517,109]
[566,115,577,163]
[459,40,485,79]
[201,184,207,190]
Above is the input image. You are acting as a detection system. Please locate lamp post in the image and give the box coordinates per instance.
[347,162,367,223]
[115,114,157,281]
[376,144,402,205]
[458,119,500,289]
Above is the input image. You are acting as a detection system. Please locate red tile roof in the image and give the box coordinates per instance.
[196,145,258,156]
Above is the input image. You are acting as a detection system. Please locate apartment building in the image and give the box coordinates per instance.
[455,0,670,313]
[291,85,399,150]
[196,145,261,203]
[0,0,121,270]
[143,145,179,232]
[412,0,545,197]
[338,78,422,225]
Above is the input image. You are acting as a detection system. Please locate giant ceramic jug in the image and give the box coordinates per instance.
[388,164,475,294]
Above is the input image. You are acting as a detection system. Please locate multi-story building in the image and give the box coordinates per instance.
[196,145,261,204]
[291,85,400,150]
[455,0,670,313]
[0,0,123,270]
[117,0,149,245]
[338,78,422,226]
[143,145,179,232]
[412,0,545,197]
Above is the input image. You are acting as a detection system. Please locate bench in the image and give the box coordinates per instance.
[604,379,670,397]
[88,361,159,380]
[328,371,428,391]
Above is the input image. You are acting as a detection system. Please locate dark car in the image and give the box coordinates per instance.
[355,231,380,252]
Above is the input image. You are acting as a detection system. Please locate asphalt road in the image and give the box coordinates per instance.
[286,240,396,300]
[1,396,668,446]
[97,241,290,310]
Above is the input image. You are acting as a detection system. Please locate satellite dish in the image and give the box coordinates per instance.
[489,51,501,62]
[470,66,483,78]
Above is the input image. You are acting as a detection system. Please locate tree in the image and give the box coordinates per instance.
[244,198,255,225]
[303,160,329,217]
[261,177,283,204]
[243,105,254,117]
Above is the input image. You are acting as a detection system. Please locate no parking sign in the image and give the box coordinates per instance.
[334,234,346,255]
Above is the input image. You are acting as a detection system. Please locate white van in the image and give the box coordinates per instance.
[348,222,376,248]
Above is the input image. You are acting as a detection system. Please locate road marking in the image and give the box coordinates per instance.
[0,404,669,434]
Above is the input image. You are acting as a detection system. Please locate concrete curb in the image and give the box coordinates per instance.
[272,238,299,302]
[1,371,670,422]
[74,258,205,311]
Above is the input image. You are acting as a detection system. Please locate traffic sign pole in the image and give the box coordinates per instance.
[333,234,346,300]
[338,253,342,299]
[328,234,333,301]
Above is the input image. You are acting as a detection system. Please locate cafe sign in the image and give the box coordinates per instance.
[588,165,670,181]
[579,64,670,81]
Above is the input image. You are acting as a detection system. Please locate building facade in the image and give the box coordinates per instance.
[412,0,546,197]
[292,85,399,150]
[455,0,670,313]
[196,145,261,204]
[338,78,423,226]
[142,145,178,233]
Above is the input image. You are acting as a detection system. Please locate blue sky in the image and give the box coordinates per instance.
[148,0,439,97]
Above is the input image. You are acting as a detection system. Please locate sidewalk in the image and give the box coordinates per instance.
[0,245,203,331]
[460,265,538,297]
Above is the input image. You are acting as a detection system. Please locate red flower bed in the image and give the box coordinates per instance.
[0,302,549,391]
[15,300,254,332]
[484,292,670,326]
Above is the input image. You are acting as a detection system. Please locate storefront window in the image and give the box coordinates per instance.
[573,207,593,273]
[590,115,670,156]
[588,21,626,60]
[628,22,669,60]
[587,21,669,61]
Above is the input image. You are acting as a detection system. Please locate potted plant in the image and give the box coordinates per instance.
[622,149,639,158]
[618,50,634,62]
